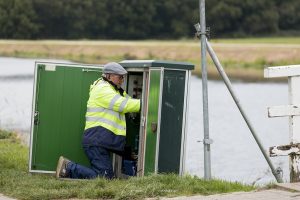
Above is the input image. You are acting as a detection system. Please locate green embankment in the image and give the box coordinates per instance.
[213,37,300,44]
[0,37,299,81]
[0,130,254,200]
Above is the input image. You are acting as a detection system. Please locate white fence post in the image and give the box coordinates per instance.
[265,65,300,182]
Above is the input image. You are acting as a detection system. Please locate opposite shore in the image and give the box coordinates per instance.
[1,38,300,82]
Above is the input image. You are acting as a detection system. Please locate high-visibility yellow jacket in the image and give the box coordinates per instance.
[85,78,140,136]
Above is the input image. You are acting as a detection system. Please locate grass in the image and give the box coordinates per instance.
[212,37,300,44]
[0,130,254,200]
[0,130,15,139]
[0,38,300,81]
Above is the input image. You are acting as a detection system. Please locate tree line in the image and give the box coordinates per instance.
[0,0,299,39]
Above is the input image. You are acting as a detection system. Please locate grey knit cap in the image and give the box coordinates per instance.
[103,62,127,75]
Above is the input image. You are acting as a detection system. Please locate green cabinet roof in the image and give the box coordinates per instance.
[120,60,194,70]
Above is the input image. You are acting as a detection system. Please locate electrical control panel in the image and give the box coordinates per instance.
[126,73,143,99]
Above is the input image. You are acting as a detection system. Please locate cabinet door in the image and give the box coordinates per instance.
[30,63,102,172]
[144,69,162,175]
[158,70,186,173]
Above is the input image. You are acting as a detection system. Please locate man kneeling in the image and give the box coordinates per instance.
[56,62,140,179]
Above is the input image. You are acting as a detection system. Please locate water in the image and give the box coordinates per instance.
[187,76,289,184]
[0,57,71,133]
[0,57,289,184]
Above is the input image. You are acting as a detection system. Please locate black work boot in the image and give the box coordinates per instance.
[56,156,71,178]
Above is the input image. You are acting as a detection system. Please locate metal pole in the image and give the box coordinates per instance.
[199,0,211,180]
[206,39,283,183]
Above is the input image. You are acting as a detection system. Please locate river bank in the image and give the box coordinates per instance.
[3,130,300,200]
[0,130,255,200]
[0,39,299,81]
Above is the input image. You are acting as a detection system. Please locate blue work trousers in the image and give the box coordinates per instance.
[66,146,114,179]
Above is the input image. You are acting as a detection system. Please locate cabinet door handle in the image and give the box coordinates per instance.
[151,122,157,133]
[34,111,40,125]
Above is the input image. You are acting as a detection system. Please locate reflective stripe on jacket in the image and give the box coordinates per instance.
[85,78,140,136]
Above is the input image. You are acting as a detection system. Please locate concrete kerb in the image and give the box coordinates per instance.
[154,189,300,200]
[148,183,300,200]
[0,194,16,200]
[275,182,300,192]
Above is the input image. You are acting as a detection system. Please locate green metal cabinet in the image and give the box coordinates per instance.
[29,60,194,176]
[29,63,103,172]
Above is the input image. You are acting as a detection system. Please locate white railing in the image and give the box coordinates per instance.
[265,65,300,182]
